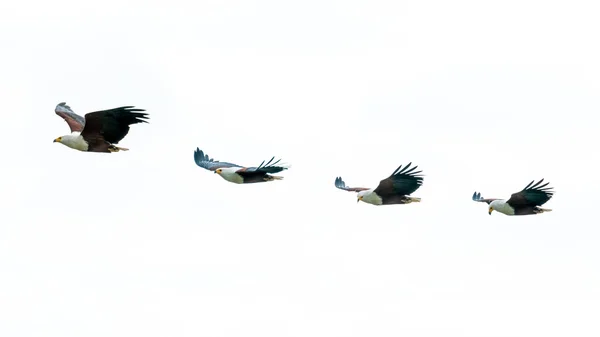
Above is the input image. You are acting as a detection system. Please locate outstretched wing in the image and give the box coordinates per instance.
[374,162,424,197]
[194,148,242,171]
[55,102,85,132]
[334,177,370,192]
[472,192,498,205]
[238,156,289,174]
[81,106,149,144]
[506,179,554,208]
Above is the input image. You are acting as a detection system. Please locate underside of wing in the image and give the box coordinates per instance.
[334,177,370,192]
[194,148,242,171]
[507,179,554,207]
[55,102,85,132]
[472,192,498,204]
[374,162,424,197]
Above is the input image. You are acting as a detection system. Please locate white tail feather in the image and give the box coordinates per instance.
[409,197,421,203]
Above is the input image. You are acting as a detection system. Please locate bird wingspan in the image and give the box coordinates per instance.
[374,162,424,197]
[81,106,149,144]
[471,192,498,204]
[55,102,85,132]
[334,177,370,192]
[507,179,554,207]
[194,148,242,171]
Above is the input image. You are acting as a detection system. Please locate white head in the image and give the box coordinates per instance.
[53,135,69,145]
[214,167,243,184]
[53,134,87,151]
[488,199,505,215]
[356,189,382,205]
[357,190,369,203]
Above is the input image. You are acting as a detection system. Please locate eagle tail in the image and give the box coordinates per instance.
[538,207,552,213]
[264,175,284,181]
[408,197,421,203]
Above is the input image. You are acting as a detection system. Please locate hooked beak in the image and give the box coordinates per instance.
[53,138,59,143]
[488,208,493,215]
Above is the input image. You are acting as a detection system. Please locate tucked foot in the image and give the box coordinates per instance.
[263,175,284,181]
[108,145,129,152]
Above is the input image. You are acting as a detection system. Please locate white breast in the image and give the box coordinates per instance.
[61,133,89,151]
[219,167,244,184]
[491,200,515,215]
[361,190,383,205]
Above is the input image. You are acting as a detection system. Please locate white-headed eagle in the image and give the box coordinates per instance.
[335,163,424,205]
[194,148,289,184]
[472,179,554,215]
[53,102,149,153]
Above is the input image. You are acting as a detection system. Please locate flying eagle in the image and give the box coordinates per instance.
[472,179,554,215]
[334,162,424,205]
[194,148,289,184]
[53,102,149,153]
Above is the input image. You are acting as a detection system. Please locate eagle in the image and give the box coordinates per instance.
[472,179,554,215]
[53,102,149,153]
[193,148,289,184]
[334,162,424,205]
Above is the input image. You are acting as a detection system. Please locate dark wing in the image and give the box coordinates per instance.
[334,177,370,192]
[80,106,149,144]
[472,192,498,205]
[237,156,288,174]
[373,162,424,197]
[194,148,242,171]
[506,179,554,208]
[55,102,85,132]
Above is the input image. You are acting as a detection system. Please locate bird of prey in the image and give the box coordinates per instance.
[334,162,424,205]
[472,179,554,215]
[194,148,289,184]
[53,102,149,153]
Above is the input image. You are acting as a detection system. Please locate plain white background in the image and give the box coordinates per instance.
[1,0,599,336]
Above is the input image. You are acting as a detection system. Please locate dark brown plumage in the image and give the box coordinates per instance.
[80,107,149,152]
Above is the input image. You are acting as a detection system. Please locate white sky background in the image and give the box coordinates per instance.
[1,0,599,336]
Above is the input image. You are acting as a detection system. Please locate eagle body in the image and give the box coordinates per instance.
[57,132,89,152]
[472,179,554,216]
[53,102,148,153]
[216,167,284,184]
